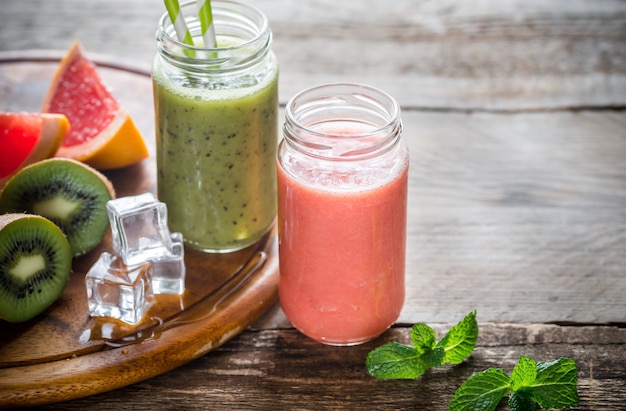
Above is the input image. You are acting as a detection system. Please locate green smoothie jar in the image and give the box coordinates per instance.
[153,0,278,252]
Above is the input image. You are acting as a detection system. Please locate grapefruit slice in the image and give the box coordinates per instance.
[42,42,149,170]
[0,112,69,188]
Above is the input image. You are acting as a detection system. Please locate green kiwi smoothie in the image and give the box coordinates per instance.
[153,57,278,252]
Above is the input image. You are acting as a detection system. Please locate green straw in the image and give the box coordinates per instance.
[196,0,218,48]
[164,0,195,47]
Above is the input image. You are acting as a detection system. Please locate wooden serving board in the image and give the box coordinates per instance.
[0,52,279,407]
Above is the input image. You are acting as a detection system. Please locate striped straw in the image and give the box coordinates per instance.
[164,0,195,46]
[196,0,218,48]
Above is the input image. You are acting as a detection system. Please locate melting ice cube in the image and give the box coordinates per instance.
[150,232,186,295]
[85,252,154,325]
[107,193,172,266]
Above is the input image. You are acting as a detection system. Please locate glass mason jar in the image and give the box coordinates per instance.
[153,0,279,252]
[277,83,409,346]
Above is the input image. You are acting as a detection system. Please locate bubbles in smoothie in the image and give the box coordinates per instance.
[287,157,406,191]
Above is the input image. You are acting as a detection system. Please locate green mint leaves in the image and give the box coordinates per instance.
[364,310,579,411]
[366,311,478,379]
[449,356,579,411]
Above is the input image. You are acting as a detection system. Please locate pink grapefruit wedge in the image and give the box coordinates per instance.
[0,112,69,189]
[42,42,149,170]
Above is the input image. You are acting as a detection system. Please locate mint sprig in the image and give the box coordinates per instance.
[366,311,477,379]
[365,310,579,411]
[449,356,579,411]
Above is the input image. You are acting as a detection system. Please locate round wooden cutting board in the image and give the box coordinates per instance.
[0,51,279,407]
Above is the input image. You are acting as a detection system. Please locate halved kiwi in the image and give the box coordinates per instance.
[0,213,72,322]
[0,158,115,256]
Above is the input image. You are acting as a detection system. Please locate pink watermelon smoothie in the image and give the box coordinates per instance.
[277,141,408,345]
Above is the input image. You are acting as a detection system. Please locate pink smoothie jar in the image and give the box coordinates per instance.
[277,83,409,346]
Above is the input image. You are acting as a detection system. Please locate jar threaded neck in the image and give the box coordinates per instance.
[282,83,402,161]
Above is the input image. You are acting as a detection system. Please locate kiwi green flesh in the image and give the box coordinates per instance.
[0,160,113,256]
[0,214,72,323]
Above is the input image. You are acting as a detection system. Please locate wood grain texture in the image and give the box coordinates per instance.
[399,109,626,324]
[1,0,625,110]
[29,323,626,410]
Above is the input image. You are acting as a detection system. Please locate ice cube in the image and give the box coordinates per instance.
[85,252,154,325]
[107,193,172,266]
[151,232,186,295]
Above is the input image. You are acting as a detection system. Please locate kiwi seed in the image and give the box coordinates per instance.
[0,158,116,256]
[0,213,72,323]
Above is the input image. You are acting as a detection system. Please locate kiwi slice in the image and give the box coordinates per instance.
[0,213,72,322]
[0,158,115,256]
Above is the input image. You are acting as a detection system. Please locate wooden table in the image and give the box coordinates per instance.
[1,1,625,409]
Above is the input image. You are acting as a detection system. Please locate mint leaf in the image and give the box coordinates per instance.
[366,311,477,380]
[437,310,478,364]
[529,358,579,409]
[410,323,437,354]
[421,346,446,369]
[449,368,511,411]
[449,356,579,411]
[510,356,536,391]
[508,391,537,411]
[365,341,421,379]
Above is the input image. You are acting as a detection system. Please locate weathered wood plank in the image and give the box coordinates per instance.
[32,324,626,410]
[398,109,626,324]
[1,0,625,110]
[266,0,626,110]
